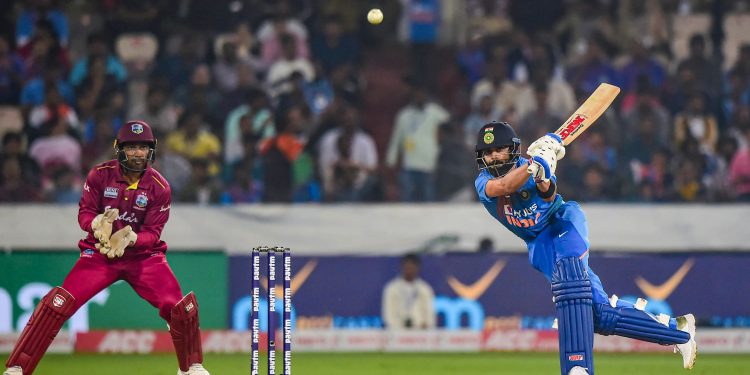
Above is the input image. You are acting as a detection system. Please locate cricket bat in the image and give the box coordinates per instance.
[554,83,620,146]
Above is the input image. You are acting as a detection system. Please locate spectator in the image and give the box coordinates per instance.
[318,105,378,201]
[224,88,274,164]
[28,83,79,142]
[212,38,254,94]
[69,33,126,88]
[676,34,721,102]
[0,132,41,186]
[266,33,314,98]
[386,77,449,202]
[45,163,81,203]
[260,104,311,203]
[222,158,263,204]
[517,80,564,144]
[165,111,222,176]
[0,157,42,202]
[729,127,750,201]
[311,13,359,75]
[75,54,126,121]
[0,35,25,104]
[128,83,180,139]
[16,0,69,49]
[674,91,719,155]
[382,253,435,329]
[176,158,222,205]
[28,113,81,177]
[258,12,310,70]
[172,63,223,127]
[20,58,74,110]
[18,18,70,78]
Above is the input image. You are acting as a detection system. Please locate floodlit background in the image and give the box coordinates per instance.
[1,0,749,374]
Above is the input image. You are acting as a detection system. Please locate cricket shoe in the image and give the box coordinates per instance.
[674,314,697,369]
[568,366,589,375]
[3,366,22,375]
[177,363,210,375]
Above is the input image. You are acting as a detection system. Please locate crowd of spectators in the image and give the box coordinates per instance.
[1,0,750,204]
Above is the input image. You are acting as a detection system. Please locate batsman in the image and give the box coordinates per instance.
[473,121,697,375]
[4,121,210,375]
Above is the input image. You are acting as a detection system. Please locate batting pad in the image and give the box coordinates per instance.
[552,257,595,375]
[169,292,203,372]
[6,286,76,374]
[593,302,690,345]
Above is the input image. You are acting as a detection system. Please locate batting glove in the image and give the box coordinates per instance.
[527,133,565,160]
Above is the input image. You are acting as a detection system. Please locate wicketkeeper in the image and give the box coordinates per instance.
[4,121,210,375]
[473,121,697,375]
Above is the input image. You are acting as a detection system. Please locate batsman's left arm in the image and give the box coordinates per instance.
[132,188,171,250]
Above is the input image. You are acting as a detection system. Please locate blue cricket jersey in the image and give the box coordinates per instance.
[474,157,563,243]
[475,157,608,304]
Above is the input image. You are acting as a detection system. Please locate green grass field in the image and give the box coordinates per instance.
[3,352,748,374]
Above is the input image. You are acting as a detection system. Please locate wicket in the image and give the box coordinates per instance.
[251,246,292,375]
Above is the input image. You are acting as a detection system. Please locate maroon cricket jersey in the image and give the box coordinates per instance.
[78,159,171,256]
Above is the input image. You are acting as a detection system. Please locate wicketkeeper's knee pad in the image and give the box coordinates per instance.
[169,292,203,372]
[6,286,76,375]
[593,300,689,345]
[552,257,595,375]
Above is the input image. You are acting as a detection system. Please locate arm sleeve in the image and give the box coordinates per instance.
[474,172,492,203]
[133,186,171,250]
[78,169,102,233]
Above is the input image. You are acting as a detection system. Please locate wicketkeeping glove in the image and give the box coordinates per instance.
[527,133,565,160]
[91,208,119,247]
[97,225,138,259]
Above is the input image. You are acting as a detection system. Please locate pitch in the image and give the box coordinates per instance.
[3,352,747,374]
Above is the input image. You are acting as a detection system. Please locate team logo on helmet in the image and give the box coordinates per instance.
[135,193,148,208]
[131,123,144,134]
[483,130,495,144]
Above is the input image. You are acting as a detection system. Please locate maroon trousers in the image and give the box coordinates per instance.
[62,251,184,322]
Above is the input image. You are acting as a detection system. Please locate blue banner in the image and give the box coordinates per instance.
[227,253,750,331]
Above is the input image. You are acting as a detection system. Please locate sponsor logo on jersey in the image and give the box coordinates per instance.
[104,187,119,198]
[504,203,538,217]
[159,204,170,212]
[83,183,90,192]
[117,211,139,224]
[135,193,148,208]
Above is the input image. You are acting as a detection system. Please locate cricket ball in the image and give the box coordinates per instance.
[367,8,383,25]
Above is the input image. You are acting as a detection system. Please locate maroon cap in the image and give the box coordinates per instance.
[116,120,156,146]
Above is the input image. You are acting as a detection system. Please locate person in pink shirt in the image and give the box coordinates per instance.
[730,127,750,201]
[4,121,210,375]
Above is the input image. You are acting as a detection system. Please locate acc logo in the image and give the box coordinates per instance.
[568,354,584,361]
[131,123,144,134]
[519,190,530,200]
[53,294,66,308]
[483,132,494,144]
[135,193,148,208]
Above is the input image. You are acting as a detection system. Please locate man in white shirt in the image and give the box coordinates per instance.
[382,254,436,329]
[386,78,449,202]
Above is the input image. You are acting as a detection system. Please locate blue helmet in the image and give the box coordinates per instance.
[475,121,521,177]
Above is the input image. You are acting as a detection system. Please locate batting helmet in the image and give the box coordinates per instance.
[114,120,157,172]
[475,121,521,177]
